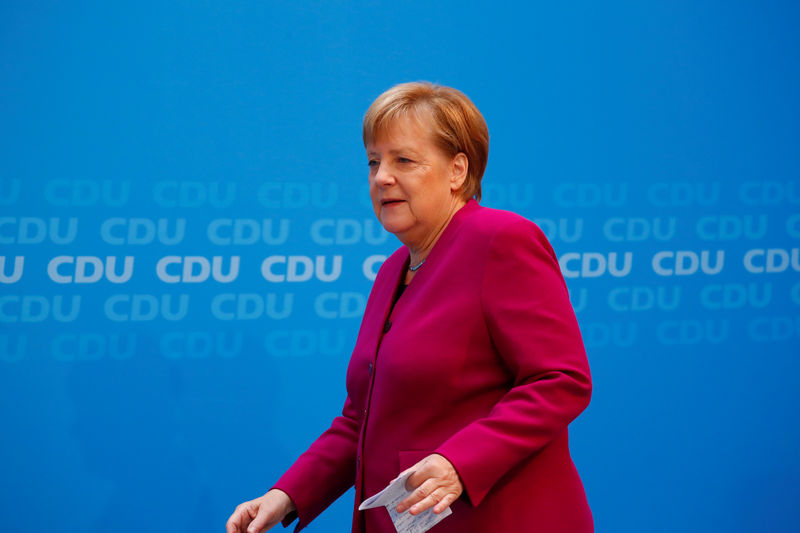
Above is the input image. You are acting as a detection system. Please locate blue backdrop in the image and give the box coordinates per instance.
[1,1,798,532]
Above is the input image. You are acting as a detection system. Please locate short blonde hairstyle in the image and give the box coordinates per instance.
[363,82,489,202]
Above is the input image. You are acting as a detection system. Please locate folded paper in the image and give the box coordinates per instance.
[358,471,453,533]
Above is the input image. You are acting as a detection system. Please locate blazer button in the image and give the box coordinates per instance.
[368,362,373,375]
[383,320,392,333]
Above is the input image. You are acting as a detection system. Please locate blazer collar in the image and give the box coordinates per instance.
[376,198,481,323]
[398,197,481,270]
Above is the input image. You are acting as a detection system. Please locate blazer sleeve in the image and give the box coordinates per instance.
[434,217,592,507]
[271,394,361,532]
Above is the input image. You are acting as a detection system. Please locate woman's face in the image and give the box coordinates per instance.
[366,113,467,250]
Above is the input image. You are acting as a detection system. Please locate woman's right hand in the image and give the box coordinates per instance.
[226,488,296,533]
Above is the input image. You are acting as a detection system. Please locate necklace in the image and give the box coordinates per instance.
[408,258,425,271]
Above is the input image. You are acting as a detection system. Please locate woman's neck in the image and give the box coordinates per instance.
[404,198,467,270]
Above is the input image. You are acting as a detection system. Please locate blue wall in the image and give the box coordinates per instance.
[1,1,798,532]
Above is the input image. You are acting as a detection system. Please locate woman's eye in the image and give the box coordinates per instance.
[367,160,379,168]
[397,157,412,164]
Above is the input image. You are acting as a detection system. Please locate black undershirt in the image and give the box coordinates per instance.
[390,282,408,313]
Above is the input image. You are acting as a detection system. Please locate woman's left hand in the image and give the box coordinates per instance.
[395,453,464,515]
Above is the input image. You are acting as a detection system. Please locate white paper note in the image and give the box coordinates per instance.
[358,471,453,533]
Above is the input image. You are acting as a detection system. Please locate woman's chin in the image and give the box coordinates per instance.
[378,216,413,237]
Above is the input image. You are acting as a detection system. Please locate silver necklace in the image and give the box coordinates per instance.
[408,258,425,271]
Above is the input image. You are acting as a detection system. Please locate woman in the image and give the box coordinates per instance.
[227,82,593,533]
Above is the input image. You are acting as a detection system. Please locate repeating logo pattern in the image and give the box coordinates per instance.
[1,178,798,362]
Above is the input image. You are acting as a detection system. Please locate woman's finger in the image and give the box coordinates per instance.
[432,491,459,514]
[395,453,463,513]
[246,504,276,533]
[409,488,453,515]
[396,477,439,512]
[226,503,253,533]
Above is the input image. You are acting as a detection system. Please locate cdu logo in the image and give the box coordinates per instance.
[743,248,800,274]
[310,218,390,245]
[258,182,337,209]
[153,181,236,208]
[656,320,728,345]
[608,286,681,311]
[44,179,129,207]
[48,256,134,283]
[260,255,342,282]
[51,333,136,361]
[553,183,627,208]
[603,217,676,242]
[0,295,81,323]
[647,182,719,207]
[160,331,243,358]
[696,215,767,241]
[156,256,240,283]
[533,218,583,243]
[101,218,186,245]
[560,252,633,278]
[652,251,724,276]
[104,294,190,321]
[207,218,291,245]
[738,181,800,206]
[210,293,294,320]
[264,328,348,357]
[699,283,771,310]
[0,217,78,244]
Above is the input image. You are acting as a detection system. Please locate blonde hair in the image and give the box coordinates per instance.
[363,82,489,202]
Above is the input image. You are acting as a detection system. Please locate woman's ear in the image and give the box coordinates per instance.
[450,153,469,193]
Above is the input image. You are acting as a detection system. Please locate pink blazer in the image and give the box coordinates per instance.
[274,199,593,532]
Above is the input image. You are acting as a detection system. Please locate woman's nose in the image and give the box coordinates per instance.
[374,163,395,185]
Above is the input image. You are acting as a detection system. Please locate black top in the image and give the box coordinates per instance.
[390,282,408,313]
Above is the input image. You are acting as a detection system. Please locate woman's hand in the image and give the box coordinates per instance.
[226,488,296,533]
[395,453,463,515]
